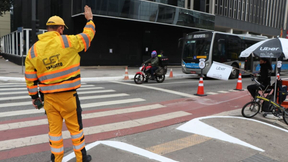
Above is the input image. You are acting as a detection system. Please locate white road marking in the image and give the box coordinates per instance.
[176,116,288,152]
[63,141,178,162]
[196,93,249,105]
[0,111,190,151]
[0,90,117,108]
[0,104,165,131]
[218,91,229,93]
[206,92,218,95]
[0,98,145,117]
[0,87,106,96]
[0,87,107,101]
[110,81,197,98]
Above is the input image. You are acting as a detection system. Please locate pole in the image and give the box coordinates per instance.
[31,0,36,44]
[273,58,278,102]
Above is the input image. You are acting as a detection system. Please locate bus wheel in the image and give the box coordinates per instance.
[230,64,239,79]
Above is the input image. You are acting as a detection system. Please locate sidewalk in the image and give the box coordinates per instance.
[0,57,196,82]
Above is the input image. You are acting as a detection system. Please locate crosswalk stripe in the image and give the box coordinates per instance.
[0,111,191,151]
[0,88,107,101]
[0,104,165,131]
[0,86,103,92]
[0,93,131,108]
[0,89,114,96]
[0,83,92,88]
[0,98,145,117]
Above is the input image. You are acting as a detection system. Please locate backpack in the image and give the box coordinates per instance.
[262,94,273,112]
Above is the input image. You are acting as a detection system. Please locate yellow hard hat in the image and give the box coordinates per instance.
[46,16,68,29]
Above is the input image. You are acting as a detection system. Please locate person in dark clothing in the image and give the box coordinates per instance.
[144,50,159,80]
[247,58,272,99]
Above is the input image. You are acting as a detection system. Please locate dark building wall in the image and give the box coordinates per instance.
[10,0,199,66]
[73,16,196,66]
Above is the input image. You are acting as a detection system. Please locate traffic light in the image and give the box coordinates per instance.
[35,19,39,33]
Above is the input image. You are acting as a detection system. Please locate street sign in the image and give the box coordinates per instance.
[199,60,205,69]
[277,61,282,68]
[199,59,205,69]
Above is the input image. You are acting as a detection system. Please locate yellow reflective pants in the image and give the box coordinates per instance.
[44,91,87,162]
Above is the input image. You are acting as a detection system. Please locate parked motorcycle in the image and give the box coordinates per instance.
[134,64,167,84]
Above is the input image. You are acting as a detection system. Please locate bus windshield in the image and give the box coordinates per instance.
[182,34,211,62]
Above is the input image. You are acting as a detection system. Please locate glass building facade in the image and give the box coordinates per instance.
[1,0,286,66]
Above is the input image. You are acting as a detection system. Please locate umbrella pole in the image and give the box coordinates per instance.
[273,58,278,102]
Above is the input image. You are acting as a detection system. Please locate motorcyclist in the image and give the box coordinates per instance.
[144,50,159,80]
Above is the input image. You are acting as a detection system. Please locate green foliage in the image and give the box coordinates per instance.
[0,0,13,16]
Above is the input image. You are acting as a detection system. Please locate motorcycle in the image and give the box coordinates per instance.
[134,64,167,84]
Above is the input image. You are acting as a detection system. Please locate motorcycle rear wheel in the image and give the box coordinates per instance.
[134,74,144,84]
[156,75,165,83]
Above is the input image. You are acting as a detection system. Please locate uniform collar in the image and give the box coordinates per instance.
[38,31,60,40]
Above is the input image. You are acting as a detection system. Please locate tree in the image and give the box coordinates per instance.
[0,0,13,16]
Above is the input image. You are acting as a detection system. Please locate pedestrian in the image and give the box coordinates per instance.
[247,58,272,100]
[24,5,95,162]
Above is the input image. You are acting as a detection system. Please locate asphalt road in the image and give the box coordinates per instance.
[1,75,288,162]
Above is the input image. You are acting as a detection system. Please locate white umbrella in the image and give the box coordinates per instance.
[240,37,288,102]
[240,37,288,58]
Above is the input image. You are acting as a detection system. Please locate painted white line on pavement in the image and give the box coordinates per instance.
[218,91,229,93]
[206,92,218,95]
[196,93,249,105]
[0,98,145,117]
[110,81,197,98]
[0,86,102,96]
[0,90,116,107]
[0,111,191,151]
[63,140,178,162]
[0,87,106,101]
[176,116,288,152]
[0,104,165,131]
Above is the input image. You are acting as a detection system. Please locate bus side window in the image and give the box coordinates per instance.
[218,39,226,62]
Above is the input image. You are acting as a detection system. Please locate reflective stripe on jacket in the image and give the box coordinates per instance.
[25,21,95,98]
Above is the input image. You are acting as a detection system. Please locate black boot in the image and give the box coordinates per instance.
[84,155,92,162]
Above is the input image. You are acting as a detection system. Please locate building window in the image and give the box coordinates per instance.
[228,0,232,17]
[241,0,245,21]
[233,0,237,19]
[224,0,228,16]
[245,0,249,21]
[219,0,223,15]
[215,0,218,14]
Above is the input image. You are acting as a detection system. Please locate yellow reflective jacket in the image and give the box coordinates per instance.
[25,20,95,99]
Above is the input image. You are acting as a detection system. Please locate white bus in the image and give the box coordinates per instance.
[180,31,269,79]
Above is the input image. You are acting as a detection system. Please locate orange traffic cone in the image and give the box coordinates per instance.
[277,73,280,80]
[195,77,207,96]
[169,69,173,78]
[124,66,129,80]
[235,73,243,91]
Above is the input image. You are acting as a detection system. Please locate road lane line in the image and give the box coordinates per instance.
[0,111,191,151]
[0,98,145,117]
[0,104,165,131]
[110,81,197,98]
